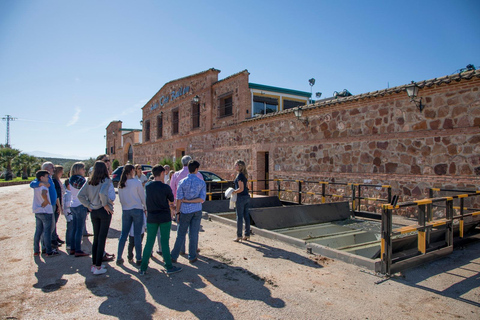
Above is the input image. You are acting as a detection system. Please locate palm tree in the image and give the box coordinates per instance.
[13,153,39,179]
[0,146,21,180]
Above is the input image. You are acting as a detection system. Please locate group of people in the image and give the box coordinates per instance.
[31,154,252,276]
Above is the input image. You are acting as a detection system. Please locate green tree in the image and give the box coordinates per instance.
[0,146,21,180]
[174,158,182,171]
[83,157,96,175]
[112,159,120,170]
[159,158,174,168]
[13,153,39,179]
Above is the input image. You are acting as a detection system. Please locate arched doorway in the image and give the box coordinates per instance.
[128,145,133,163]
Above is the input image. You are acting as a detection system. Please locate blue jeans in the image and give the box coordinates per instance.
[70,205,88,253]
[117,208,144,261]
[51,207,59,242]
[34,213,53,254]
[171,210,202,261]
[159,222,185,253]
[236,195,251,237]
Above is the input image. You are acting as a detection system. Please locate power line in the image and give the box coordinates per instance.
[2,115,17,147]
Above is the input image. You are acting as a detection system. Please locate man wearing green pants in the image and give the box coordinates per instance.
[140,165,182,275]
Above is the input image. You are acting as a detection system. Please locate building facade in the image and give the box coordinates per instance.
[107,68,480,204]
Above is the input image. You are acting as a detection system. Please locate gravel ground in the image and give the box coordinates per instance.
[0,184,479,320]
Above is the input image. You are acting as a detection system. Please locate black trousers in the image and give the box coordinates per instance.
[91,207,112,267]
[127,233,144,260]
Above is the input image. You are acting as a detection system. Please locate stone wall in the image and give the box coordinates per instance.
[109,70,480,210]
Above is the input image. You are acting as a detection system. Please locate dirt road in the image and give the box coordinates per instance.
[0,184,479,319]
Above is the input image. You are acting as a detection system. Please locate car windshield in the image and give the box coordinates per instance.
[202,172,222,182]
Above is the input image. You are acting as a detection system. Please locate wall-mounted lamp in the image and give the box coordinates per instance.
[192,95,200,104]
[294,106,309,126]
[140,120,143,127]
[405,81,425,112]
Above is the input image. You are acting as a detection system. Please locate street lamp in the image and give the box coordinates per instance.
[405,81,425,112]
[308,78,315,103]
[294,106,309,126]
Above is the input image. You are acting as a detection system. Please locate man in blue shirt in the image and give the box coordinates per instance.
[170,160,206,264]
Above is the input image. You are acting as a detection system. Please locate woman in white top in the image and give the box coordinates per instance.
[69,162,89,257]
[116,164,147,265]
[134,164,148,187]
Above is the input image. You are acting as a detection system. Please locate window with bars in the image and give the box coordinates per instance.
[172,110,179,135]
[192,103,200,129]
[144,120,151,141]
[218,95,233,117]
[157,114,163,138]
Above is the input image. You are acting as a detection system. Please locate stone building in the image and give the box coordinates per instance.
[106,68,480,204]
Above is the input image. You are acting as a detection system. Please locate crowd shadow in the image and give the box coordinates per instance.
[33,253,73,293]
[81,263,156,319]
[32,220,288,319]
[389,241,480,308]
[194,257,286,309]
[135,264,234,320]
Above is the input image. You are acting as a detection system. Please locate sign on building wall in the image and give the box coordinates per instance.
[151,85,191,110]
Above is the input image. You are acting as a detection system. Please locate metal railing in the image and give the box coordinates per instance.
[380,191,480,275]
[205,179,393,214]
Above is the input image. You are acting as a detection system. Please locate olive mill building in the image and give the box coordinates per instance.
[106,68,480,204]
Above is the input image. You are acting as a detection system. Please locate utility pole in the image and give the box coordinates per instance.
[2,115,17,147]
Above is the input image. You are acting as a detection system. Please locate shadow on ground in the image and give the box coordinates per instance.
[75,252,286,319]
[389,241,480,308]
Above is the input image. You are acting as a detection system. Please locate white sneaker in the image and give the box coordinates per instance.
[92,267,107,275]
[91,265,106,273]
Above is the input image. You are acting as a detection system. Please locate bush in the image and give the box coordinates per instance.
[159,158,174,169]
[112,159,120,170]
[174,158,182,171]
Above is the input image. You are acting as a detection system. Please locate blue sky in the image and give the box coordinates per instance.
[0,0,479,159]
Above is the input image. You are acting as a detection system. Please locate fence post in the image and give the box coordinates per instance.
[381,204,393,275]
[460,197,464,238]
[427,188,433,222]
[277,180,281,199]
[298,180,302,205]
[250,180,254,198]
[321,182,326,204]
[357,184,361,212]
[418,204,427,254]
[445,198,454,246]
[351,184,356,215]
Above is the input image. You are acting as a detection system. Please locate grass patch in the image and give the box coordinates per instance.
[0,177,35,183]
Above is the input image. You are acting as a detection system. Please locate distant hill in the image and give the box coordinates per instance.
[41,157,92,166]
[26,150,86,159]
